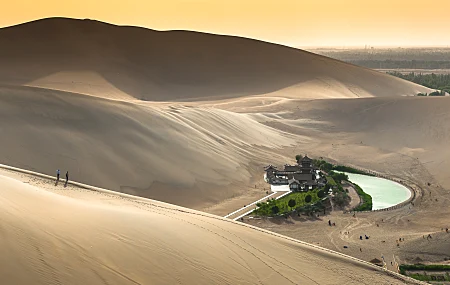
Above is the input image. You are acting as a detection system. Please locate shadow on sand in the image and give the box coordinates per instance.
[263,213,326,225]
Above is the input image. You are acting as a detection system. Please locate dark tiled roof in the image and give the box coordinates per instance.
[293,173,314,181]
[284,165,301,172]
[264,165,277,170]
[301,155,312,162]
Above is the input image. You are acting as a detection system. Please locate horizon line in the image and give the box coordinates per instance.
[2,17,450,50]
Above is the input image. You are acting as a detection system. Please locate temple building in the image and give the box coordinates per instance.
[265,155,325,191]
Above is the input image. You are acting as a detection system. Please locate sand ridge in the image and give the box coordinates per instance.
[0,165,425,285]
[0,18,429,102]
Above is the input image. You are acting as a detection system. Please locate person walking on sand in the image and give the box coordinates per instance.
[65,171,69,184]
[56,169,60,181]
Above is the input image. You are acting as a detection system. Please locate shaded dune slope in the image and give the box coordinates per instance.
[0,171,422,285]
[0,85,297,208]
[0,18,428,101]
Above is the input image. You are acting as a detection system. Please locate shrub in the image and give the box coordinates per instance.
[288,199,296,208]
[318,190,325,198]
[353,183,373,211]
[305,194,312,203]
[429,90,445,96]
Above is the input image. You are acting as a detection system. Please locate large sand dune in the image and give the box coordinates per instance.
[0,17,449,283]
[0,168,423,285]
[0,18,429,101]
[0,85,299,209]
[0,18,434,211]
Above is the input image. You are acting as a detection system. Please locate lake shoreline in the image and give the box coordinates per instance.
[336,168,417,212]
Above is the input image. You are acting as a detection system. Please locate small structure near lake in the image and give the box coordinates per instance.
[265,155,326,192]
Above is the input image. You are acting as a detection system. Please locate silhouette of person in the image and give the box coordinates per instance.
[65,171,69,184]
[56,169,60,181]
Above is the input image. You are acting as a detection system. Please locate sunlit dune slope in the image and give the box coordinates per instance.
[0,17,429,101]
[240,96,450,190]
[0,85,298,209]
[0,171,423,285]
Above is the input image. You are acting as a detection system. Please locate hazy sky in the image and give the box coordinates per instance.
[2,0,450,47]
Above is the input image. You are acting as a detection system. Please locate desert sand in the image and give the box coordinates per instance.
[0,17,448,283]
[0,18,432,211]
[0,167,424,284]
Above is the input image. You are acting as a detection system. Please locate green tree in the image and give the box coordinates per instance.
[271,205,280,215]
[305,194,312,203]
[329,171,349,183]
[288,199,296,209]
[321,162,333,173]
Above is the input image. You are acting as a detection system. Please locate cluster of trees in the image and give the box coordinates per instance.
[400,264,450,273]
[310,157,373,211]
[313,160,372,177]
[313,159,333,172]
[353,183,373,211]
[295,200,327,216]
[400,264,450,282]
[388,72,450,94]
[328,171,348,184]
[332,165,375,176]
[254,190,326,217]
[327,170,372,211]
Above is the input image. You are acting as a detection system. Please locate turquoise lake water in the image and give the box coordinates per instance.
[340,172,412,210]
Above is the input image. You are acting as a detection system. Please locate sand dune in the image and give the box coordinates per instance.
[1,18,448,281]
[237,96,450,190]
[0,18,429,101]
[0,167,423,285]
[0,17,435,211]
[0,85,300,210]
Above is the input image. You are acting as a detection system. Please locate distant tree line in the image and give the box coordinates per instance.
[311,48,450,62]
[387,72,450,94]
[310,48,450,70]
[350,60,450,69]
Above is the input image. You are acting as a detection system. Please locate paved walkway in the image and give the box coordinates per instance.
[224,181,291,221]
[225,191,291,220]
